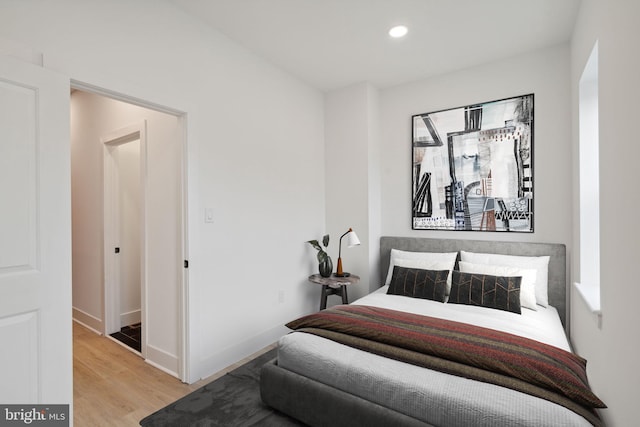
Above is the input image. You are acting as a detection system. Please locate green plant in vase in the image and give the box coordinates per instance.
[306,234,333,277]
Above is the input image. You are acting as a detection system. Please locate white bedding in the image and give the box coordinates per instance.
[277,287,591,427]
[353,285,571,351]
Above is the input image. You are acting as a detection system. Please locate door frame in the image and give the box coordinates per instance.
[102,121,147,355]
[71,80,189,381]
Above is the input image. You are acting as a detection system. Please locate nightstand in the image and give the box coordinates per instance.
[308,274,360,310]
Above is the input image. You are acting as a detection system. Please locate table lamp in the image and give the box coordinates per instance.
[335,228,360,277]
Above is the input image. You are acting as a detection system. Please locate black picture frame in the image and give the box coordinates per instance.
[412,94,534,232]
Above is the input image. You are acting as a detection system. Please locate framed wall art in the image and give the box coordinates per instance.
[412,94,534,232]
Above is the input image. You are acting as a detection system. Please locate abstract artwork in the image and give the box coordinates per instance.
[412,94,534,232]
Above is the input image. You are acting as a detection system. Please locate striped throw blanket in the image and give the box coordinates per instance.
[286,305,605,426]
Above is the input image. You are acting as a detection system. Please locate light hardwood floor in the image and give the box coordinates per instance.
[73,321,274,426]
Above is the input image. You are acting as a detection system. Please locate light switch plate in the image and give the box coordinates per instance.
[205,208,214,223]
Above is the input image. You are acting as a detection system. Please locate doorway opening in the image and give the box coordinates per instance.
[70,85,187,380]
[103,128,144,353]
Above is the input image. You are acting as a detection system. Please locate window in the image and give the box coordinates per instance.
[576,41,601,320]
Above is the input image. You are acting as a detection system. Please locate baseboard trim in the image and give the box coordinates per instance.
[197,324,288,383]
[120,309,141,328]
[146,344,179,379]
[72,307,103,333]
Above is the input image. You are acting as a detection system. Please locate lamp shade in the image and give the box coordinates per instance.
[345,230,361,248]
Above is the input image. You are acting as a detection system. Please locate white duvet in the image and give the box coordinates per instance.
[277,287,593,427]
[353,285,571,351]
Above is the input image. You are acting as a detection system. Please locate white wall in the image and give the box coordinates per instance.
[570,1,640,425]
[379,45,573,249]
[324,46,573,303]
[324,83,382,300]
[2,0,325,383]
[71,90,182,374]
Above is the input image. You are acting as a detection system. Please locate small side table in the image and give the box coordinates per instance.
[308,274,360,310]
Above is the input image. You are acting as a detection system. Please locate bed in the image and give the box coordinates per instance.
[260,237,604,427]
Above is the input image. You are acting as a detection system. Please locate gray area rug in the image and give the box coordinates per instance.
[140,348,306,427]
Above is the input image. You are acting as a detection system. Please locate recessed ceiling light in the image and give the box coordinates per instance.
[389,25,408,38]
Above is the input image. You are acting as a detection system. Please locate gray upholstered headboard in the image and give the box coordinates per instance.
[380,237,567,327]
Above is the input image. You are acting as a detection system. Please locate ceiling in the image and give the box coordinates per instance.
[169,0,581,92]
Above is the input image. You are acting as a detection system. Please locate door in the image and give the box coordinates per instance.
[0,55,72,403]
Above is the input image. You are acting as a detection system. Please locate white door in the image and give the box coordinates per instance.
[0,55,72,404]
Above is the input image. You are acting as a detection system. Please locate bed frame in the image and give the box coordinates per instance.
[261,237,567,427]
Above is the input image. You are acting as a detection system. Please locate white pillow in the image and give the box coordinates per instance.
[459,251,551,307]
[458,261,538,311]
[385,249,458,289]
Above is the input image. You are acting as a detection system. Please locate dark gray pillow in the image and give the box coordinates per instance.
[387,266,449,302]
[448,270,522,314]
